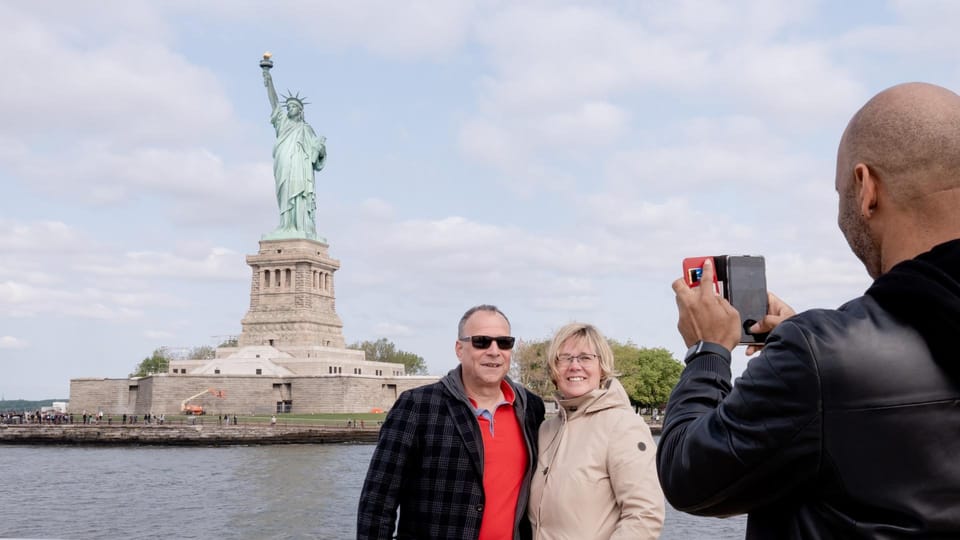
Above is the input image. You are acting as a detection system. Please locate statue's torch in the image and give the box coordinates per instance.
[260,52,274,87]
[260,51,274,70]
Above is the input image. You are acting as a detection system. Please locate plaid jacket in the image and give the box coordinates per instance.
[357,366,545,540]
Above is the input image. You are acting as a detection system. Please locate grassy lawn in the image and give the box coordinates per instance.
[152,412,387,427]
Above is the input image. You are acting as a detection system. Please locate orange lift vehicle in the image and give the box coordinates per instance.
[180,388,226,415]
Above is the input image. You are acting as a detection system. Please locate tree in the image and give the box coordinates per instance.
[613,342,683,408]
[348,338,428,375]
[188,345,216,360]
[131,347,172,377]
[510,338,554,398]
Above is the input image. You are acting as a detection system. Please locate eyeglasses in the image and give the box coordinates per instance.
[459,335,516,350]
[557,353,599,367]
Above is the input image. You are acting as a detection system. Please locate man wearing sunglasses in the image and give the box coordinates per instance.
[358,304,545,540]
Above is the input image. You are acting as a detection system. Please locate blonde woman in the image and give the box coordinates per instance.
[528,322,665,539]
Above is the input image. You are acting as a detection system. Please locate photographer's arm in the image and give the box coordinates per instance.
[660,260,819,516]
[656,322,821,516]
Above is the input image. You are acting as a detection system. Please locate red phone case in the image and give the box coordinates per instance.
[682,256,720,294]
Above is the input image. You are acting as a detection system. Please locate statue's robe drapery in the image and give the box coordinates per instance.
[270,105,326,239]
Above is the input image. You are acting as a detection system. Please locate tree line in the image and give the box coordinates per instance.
[0,399,64,411]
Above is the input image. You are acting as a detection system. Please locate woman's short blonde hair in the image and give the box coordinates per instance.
[546,322,615,388]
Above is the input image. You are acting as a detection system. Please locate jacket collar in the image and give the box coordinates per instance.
[441,365,527,410]
[866,237,960,378]
[555,378,628,420]
[440,365,529,478]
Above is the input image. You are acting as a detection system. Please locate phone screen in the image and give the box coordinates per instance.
[725,256,768,344]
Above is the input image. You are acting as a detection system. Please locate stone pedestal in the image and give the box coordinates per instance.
[239,238,345,348]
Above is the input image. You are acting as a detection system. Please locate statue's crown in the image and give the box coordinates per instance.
[282,90,309,107]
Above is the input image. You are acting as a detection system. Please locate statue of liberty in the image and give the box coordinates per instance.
[260,53,326,241]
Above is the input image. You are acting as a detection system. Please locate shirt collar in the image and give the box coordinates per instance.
[468,379,516,410]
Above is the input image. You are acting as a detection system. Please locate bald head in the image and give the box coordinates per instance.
[839,82,960,207]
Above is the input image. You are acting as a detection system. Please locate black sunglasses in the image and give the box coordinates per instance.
[459,335,516,350]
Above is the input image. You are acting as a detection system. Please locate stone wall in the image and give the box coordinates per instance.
[288,376,437,413]
[69,378,138,415]
[69,374,439,415]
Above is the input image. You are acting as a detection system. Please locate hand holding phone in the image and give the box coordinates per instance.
[744,291,797,355]
[681,255,769,345]
[672,257,741,349]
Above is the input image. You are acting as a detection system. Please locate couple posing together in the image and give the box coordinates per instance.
[357,304,664,539]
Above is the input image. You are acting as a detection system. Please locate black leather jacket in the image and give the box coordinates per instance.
[657,295,960,539]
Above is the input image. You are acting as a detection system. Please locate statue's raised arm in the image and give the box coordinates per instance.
[261,52,279,111]
[259,53,327,242]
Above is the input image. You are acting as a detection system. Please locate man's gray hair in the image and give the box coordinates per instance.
[457,305,510,338]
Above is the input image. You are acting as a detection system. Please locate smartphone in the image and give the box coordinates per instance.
[724,255,769,344]
[681,255,769,345]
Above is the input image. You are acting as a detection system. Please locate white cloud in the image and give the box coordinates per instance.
[0,220,88,253]
[182,0,477,59]
[837,1,960,61]
[0,336,28,349]
[143,330,175,340]
[0,281,146,320]
[0,218,246,323]
[372,322,415,339]
[359,198,396,221]
[537,101,629,147]
[0,4,235,146]
[0,278,193,320]
[76,247,247,281]
[718,43,863,128]
[458,118,530,173]
[6,142,271,228]
[303,1,476,58]
[0,3,266,240]
[457,0,863,206]
[473,4,711,109]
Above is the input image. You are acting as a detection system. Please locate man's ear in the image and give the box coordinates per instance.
[854,163,879,217]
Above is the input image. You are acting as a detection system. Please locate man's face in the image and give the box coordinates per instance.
[456,310,512,391]
[836,144,882,279]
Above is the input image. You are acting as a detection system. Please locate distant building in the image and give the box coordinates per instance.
[70,238,437,415]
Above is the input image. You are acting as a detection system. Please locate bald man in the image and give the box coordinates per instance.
[658,82,960,538]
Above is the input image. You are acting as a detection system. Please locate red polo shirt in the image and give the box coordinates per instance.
[471,381,527,540]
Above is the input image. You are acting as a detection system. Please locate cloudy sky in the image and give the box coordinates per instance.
[2,1,958,400]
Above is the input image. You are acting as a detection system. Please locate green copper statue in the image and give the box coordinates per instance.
[260,52,327,241]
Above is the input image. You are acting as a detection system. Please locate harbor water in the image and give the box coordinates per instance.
[0,444,745,539]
